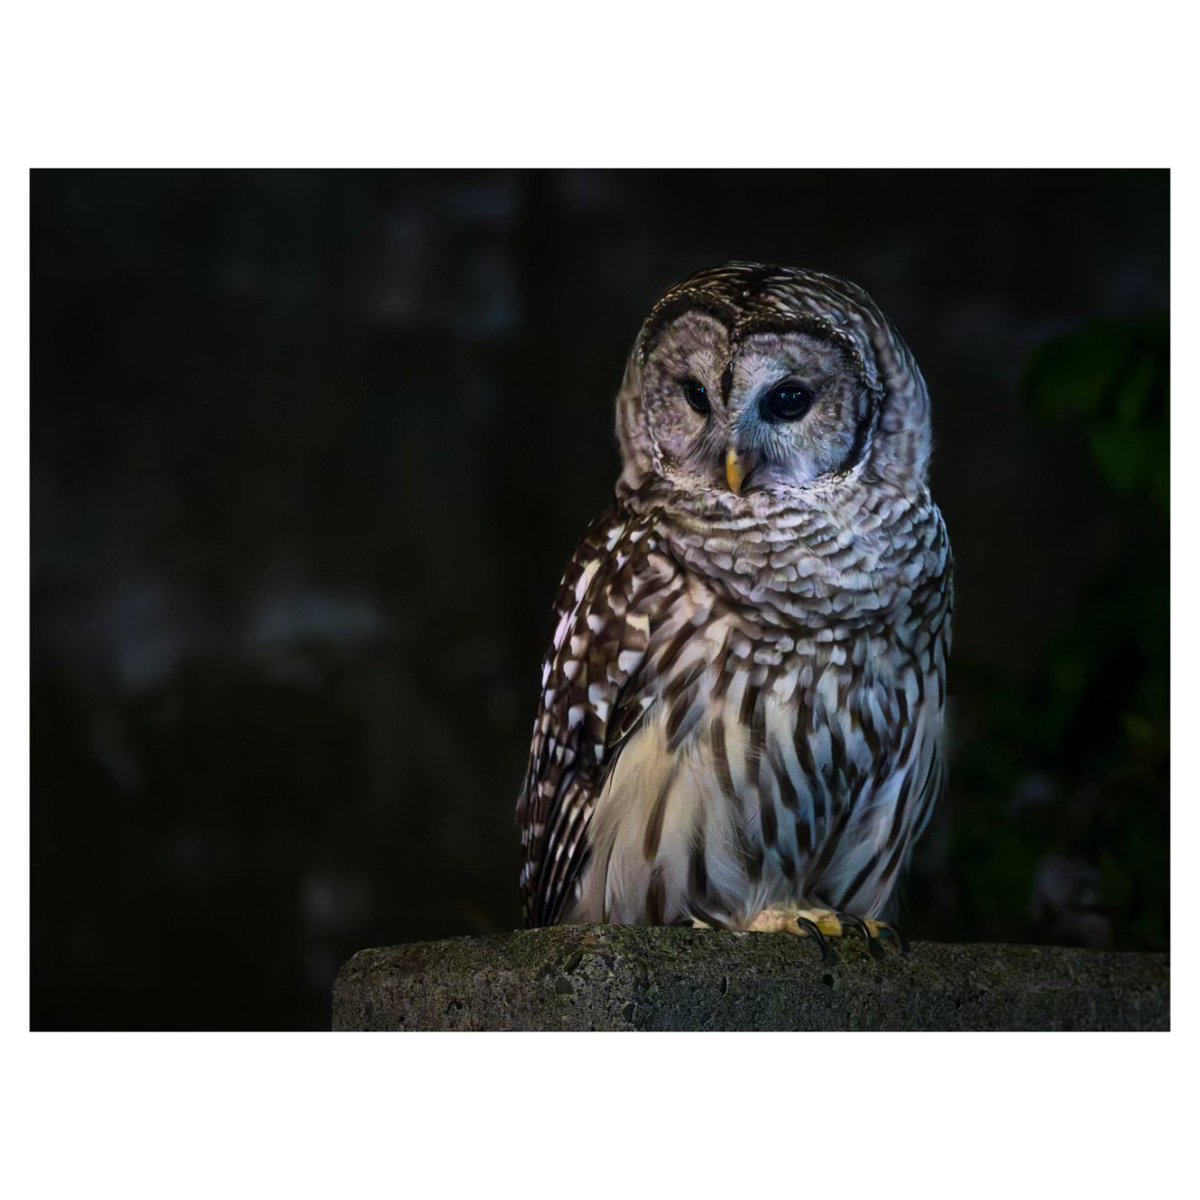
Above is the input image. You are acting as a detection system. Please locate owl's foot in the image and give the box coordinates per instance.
[742,906,908,960]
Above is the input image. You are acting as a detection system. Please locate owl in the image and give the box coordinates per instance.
[517,263,951,952]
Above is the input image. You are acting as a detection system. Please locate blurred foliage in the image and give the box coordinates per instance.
[923,315,1169,951]
[1025,314,1168,513]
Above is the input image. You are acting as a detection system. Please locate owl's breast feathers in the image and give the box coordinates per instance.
[518,491,952,928]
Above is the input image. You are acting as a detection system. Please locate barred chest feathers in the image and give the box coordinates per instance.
[563,491,950,928]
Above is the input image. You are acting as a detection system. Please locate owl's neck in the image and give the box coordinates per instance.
[616,475,948,630]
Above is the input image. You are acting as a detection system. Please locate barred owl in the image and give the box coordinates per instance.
[517,263,952,949]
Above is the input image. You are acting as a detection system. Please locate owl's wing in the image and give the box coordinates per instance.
[517,506,674,926]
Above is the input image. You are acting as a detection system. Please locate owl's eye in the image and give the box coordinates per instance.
[682,377,711,416]
[762,382,814,423]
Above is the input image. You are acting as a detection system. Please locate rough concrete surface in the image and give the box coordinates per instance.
[332,925,1168,1031]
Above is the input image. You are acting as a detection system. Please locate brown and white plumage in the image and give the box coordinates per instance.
[518,263,952,932]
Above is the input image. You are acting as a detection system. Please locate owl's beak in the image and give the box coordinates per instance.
[725,445,748,496]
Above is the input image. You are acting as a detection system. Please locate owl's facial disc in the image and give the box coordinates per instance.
[724,331,868,493]
[637,314,874,499]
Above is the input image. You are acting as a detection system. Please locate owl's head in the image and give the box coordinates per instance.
[615,264,931,509]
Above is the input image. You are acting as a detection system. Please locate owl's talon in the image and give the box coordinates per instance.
[837,911,870,942]
[835,912,885,959]
[857,918,908,955]
[794,916,834,963]
[875,922,910,955]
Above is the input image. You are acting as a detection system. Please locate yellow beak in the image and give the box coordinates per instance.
[725,446,745,496]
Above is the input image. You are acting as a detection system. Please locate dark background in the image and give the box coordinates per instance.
[31,169,1169,1030]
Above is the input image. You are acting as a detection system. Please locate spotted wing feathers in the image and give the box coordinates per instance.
[517,508,668,926]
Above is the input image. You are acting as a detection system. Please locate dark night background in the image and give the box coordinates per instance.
[31,169,1169,1030]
